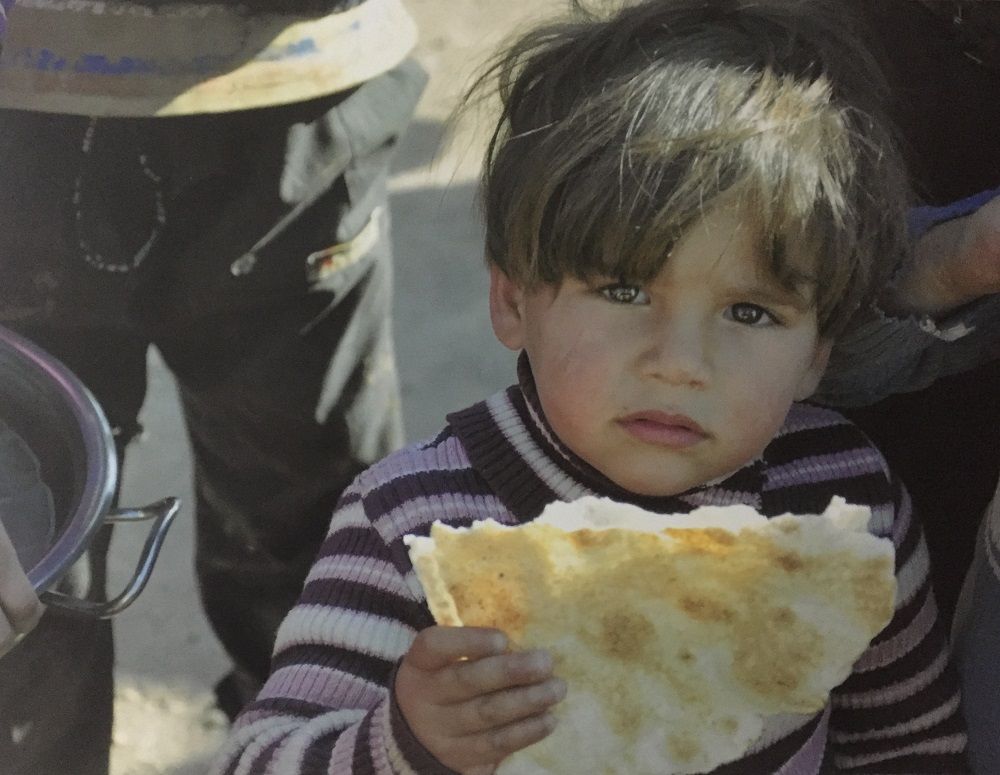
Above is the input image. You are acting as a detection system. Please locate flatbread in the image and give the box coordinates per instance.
[405,496,895,775]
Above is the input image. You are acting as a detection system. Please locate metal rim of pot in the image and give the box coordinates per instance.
[0,324,178,619]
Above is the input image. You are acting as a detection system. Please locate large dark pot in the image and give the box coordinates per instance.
[0,324,177,618]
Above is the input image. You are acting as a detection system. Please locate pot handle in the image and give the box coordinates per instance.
[40,497,180,619]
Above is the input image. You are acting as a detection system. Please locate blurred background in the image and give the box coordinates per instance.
[107,1,563,772]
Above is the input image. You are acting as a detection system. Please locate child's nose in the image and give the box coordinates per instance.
[640,319,710,388]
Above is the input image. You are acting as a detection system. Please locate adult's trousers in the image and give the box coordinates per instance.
[0,58,426,774]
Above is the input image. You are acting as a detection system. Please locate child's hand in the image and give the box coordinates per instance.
[394,626,566,775]
[0,522,43,657]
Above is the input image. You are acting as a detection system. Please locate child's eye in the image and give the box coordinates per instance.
[725,302,778,326]
[599,283,649,305]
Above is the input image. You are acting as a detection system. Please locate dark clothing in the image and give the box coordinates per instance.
[862,0,1000,204]
[0,593,115,774]
[0,58,425,775]
[846,0,1000,626]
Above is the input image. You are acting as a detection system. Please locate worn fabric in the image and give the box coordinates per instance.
[0,58,425,774]
[213,358,968,775]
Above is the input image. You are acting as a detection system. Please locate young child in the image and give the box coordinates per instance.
[213,1,968,772]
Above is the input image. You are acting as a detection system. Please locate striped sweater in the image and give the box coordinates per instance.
[214,369,969,775]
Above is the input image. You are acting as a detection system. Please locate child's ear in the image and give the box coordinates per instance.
[489,264,528,351]
[794,338,833,401]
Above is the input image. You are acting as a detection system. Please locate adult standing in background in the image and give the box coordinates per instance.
[846,0,1000,624]
[819,185,1000,773]
[0,0,43,662]
[0,2,425,773]
[824,2,1000,770]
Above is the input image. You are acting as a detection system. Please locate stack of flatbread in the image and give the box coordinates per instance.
[405,496,896,775]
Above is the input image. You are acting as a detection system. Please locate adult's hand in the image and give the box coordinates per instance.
[891,194,1000,316]
[0,521,43,657]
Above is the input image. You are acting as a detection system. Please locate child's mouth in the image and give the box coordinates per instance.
[617,412,708,448]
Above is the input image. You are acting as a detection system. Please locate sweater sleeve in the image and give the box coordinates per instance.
[814,297,1000,408]
[210,481,454,775]
[826,475,969,773]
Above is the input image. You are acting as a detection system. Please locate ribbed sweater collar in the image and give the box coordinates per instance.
[446,353,765,521]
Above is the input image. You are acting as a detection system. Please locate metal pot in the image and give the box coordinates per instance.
[0,324,177,619]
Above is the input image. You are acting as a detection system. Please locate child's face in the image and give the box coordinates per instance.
[490,204,831,497]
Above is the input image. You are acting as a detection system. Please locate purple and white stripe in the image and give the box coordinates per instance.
[211,384,967,774]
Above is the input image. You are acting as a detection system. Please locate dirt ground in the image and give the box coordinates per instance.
[107,2,564,772]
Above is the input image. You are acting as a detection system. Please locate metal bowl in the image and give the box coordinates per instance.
[0,324,177,619]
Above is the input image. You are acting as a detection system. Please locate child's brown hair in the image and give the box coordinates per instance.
[475,0,910,337]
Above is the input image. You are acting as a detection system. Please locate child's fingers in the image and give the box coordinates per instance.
[458,711,558,765]
[406,626,508,672]
[396,633,561,772]
[462,767,497,775]
[450,677,567,735]
[440,649,555,703]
